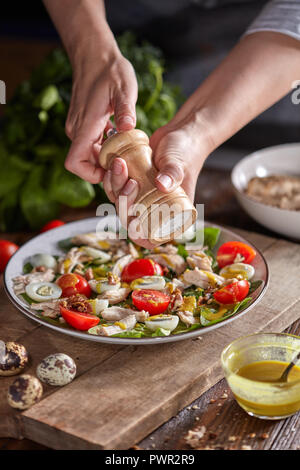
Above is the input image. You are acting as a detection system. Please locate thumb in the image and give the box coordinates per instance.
[153,133,185,193]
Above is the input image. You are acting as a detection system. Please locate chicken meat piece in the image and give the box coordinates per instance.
[186,251,213,272]
[71,232,129,254]
[30,298,65,318]
[183,268,224,289]
[246,175,300,210]
[164,278,191,294]
[146,253,186,275]
[111,254,133,277]
[100,306,148,322]
[177,310,199,326]
[13,269,55,295]
[169,288,184,311]
[93,314,137,336]
[152,244,178,255]
[98,287,131,305]
[57,247,89,274]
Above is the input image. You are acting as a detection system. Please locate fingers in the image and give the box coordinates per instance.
[65,134,106,184]
[113,72,137,131]
[111,158,128,197]
[116,179,139,228]
[64,108,111,183]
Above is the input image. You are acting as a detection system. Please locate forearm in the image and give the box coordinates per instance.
[43,0,118,68]
[174,32,300,155]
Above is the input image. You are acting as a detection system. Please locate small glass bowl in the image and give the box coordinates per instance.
[221,333,300,420]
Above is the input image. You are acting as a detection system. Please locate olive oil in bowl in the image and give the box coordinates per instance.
[221,333,300,419]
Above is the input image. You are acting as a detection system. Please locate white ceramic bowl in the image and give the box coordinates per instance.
[231,143,300,240]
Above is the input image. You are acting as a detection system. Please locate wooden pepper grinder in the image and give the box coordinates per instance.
[99,129,197,246]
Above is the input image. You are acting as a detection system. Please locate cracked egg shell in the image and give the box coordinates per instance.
[0,341,29,376]
[36,353,76,386]
[7,374,43,410]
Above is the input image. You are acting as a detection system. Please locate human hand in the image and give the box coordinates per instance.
[64,47,138,184]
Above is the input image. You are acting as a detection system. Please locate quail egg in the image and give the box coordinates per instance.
[145,314,179,332]
[130,275,165,291]
[36,353,76,386]
[89,278,121,294]
[30,253,57,270]
[80,246,111,263]
[7,374,43,410]
[0,341,29,376]
[219,262,255,280]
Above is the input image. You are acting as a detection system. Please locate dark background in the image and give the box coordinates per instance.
[0,0,299,169]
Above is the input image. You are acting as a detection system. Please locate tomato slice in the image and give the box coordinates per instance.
[59,305,99,331]
[40,219,65,232]
[217,241,256,268]
[0,240,19,272]
[132,289,170,315]
[57,273,92,298]
[213,280,250,304]
[121,259,163,283]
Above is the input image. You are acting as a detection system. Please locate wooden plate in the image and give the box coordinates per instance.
[4,217,269,345]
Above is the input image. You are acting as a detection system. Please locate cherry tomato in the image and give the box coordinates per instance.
[59,305,99,331]
[217,241,256,268]
[57,273,92,298]
[121,258,163,283]
[40,219,65,233]
[0,240,19,272]
[213,280,250,304]
[132,289,170,315]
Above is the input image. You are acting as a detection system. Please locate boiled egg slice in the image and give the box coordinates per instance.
[30,253,57,270]
[88,279,121,294]
[145,314,179,332]
[130,275,165,291]
[25,282,62,302]
[80,246,111,263]
[220,262,255,280]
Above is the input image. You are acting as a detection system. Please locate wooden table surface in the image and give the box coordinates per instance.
[1,38,300,451]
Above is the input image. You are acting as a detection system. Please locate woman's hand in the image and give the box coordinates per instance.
[65,49,138,184]
[43,0,138,184]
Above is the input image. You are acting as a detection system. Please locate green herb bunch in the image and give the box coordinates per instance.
[0,32,183,232]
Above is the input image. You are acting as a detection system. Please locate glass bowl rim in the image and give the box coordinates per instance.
[221,332,300,388]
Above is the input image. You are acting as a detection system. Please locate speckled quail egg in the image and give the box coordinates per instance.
[36,353,76,386]
[7,374,43,410]
[0,341,29,376]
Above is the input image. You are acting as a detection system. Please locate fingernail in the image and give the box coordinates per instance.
[122,179,137,195]
[156,174,173,189]
[112,159,123,175]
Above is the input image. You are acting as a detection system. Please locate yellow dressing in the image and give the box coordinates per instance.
[237,360,300,383]
[233,360,300,417]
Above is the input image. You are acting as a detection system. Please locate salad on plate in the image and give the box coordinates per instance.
[11,227,262,339]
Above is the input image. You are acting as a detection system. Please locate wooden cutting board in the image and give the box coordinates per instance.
[1,227,300,449]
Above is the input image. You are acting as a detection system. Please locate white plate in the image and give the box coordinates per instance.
[231,142,300,240]
[4,217,269,345]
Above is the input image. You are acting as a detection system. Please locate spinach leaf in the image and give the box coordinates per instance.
[49,165,95,208]
[249,280,263,295]
[20,166,59,229]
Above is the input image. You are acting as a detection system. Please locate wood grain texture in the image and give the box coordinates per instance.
[0,229,296,449]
